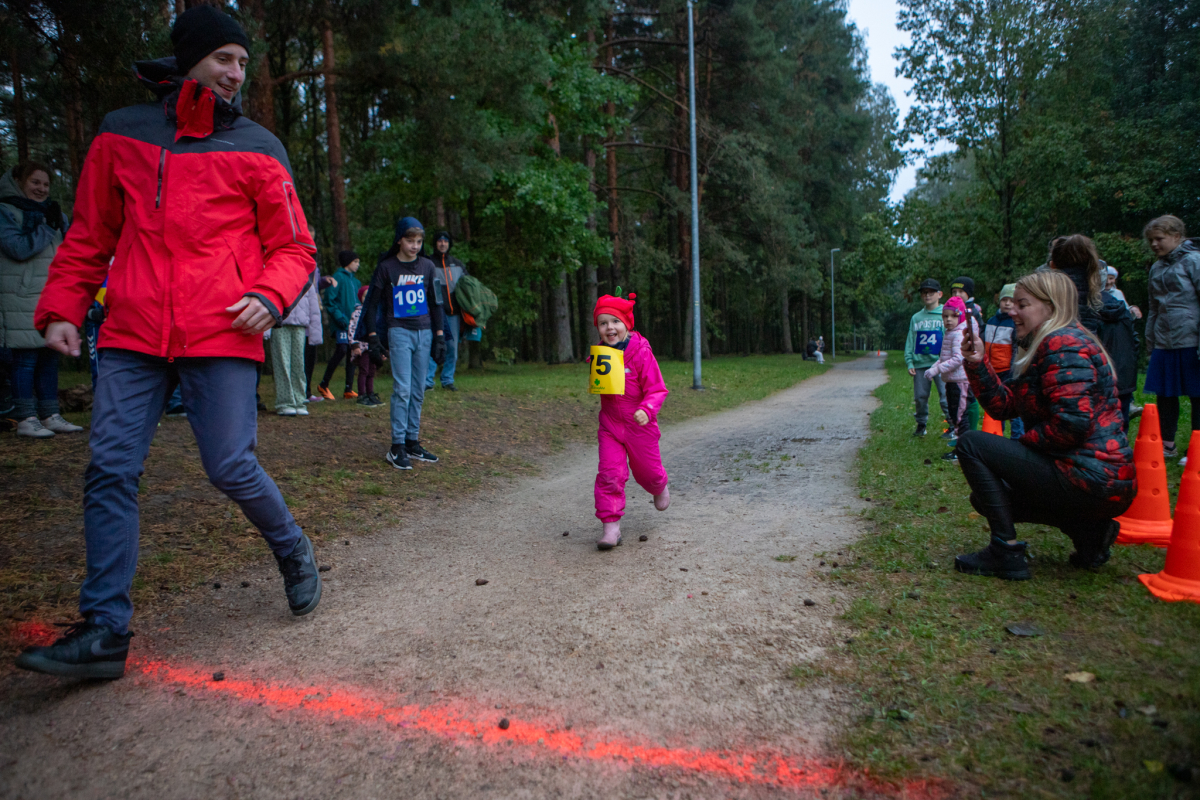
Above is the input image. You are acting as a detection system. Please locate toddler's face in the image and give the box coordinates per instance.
[942,309,961,329]
[597,314,629,345]
[999,297,1015,316]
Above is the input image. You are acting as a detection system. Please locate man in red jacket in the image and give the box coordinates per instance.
[17,6,322,680]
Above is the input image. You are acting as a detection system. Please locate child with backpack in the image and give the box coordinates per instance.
[924,296,979,461]
[347,286,380,406]
[982,284,1023,438]
[592,293,671,550]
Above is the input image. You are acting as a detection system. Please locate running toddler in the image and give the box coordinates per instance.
[592,293,670,550]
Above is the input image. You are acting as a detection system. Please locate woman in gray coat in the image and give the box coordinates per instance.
[1143,214,1200,459]
[0,162,83,438]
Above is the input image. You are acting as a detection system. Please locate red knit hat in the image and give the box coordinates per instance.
[593,293,636,330]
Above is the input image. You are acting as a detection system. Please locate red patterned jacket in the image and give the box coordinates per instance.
[34,58,316,362]
[966,324,1136,503]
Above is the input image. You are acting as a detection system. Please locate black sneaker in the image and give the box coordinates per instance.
[387,444,412,470]
[954,537,1031,580]
[940,429,954,440]
[274,533,321,616]
[15,620,132,679]
[442,384,458,392]
[913,424,927,437]
[1069,520,1120,568]
[406,441,439,463]
[369,393,384,406]
[356,395,372,406]
[941,451,958,462]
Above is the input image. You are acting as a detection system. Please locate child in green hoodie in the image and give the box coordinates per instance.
[905,278,949,437]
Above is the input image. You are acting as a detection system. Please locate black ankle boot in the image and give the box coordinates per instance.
[1069,520,1120,568]
[955,536,1031,580]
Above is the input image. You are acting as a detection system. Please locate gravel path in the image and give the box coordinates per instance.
[1,357,892,799]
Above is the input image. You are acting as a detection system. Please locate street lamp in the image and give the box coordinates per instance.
[830,248,840,359]
[687,0,702,389]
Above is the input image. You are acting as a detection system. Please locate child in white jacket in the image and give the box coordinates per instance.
[924,296,978,457]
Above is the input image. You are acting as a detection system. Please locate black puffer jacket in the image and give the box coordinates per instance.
[1060,267,1138,396]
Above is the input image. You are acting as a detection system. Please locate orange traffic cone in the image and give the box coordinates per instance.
[1140,430,1200,602]
[981,413,1003,436]
[1116,403,1173,547]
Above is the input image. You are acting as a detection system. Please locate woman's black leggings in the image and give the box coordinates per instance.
[955,431,1131,549]
[319,342,357,392]
[1155,396,1200,443]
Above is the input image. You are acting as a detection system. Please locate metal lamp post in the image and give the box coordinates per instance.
[687,0,702,389]
[830,248,840,359]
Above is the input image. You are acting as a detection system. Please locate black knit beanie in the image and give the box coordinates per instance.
[172,6,252,77]
[338,250,359,268]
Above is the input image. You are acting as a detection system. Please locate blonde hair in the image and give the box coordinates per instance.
[1144,214,1186,240]
[1011,271,1107,376]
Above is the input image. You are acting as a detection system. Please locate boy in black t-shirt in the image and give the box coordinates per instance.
[364,217,447,470]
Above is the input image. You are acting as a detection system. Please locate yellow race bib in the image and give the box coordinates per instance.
[589,345,626,395]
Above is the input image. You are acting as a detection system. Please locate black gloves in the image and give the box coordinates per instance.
[368,333,385,367]
[431,333,447,366]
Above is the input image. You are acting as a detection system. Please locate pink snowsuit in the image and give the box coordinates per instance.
[595,332,670,522]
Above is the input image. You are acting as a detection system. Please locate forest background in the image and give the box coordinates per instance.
[2,0,1196,362]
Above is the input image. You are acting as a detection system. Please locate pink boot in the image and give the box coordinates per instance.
[597,521,622,550]
[653,485,670,511]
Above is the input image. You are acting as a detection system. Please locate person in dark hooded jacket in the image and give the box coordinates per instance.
[1049,235,1139,428]
[425,231,467,391]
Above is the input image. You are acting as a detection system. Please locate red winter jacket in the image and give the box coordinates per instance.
[34,58,316,362]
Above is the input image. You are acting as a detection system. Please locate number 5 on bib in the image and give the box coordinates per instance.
[589,345,626,395]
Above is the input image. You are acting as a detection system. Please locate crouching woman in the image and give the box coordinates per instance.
[953,270,1136,579]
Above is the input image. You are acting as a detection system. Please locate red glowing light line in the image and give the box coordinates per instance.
[127,656,946,797]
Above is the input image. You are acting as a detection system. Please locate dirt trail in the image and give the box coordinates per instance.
[1,357,890,799]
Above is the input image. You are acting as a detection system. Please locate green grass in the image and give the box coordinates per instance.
[808,355,1200,797]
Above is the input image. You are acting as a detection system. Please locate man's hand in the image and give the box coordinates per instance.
[44,321,82,357]
[634,409,650,426]
[908,367,917,376]
[226,296,276,334]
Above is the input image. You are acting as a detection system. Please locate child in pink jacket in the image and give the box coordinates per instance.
[923,295,979,454]
[593,293,670,550]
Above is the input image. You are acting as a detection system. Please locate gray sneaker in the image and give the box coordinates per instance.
[41,413,83,433]
[16,416,54,438]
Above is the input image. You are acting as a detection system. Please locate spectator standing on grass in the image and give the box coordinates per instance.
[1050,235,1139,429]
[949,275,984,432]
[923,296,978,461]
[17,6,322,680]
[347,285,380,406]
[426,232,467,392]
[0,161,83,439]
[1142,215,1200,460]
[270,265,322,416]
[364,216,446,470]
[982,284,1023,439]
[316,249,361,400]
[904,277,949,437]
[954,270,1134,579]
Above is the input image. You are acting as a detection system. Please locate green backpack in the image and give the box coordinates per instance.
[453,275,498,329]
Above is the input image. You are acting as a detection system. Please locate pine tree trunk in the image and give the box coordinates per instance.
[553,272,573,363]
[58,27,86,185]
[321,16,349,251]
[10,46,28,163]
[242,0,276,133]
[780,289,793,353]
[435,196,445,228]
